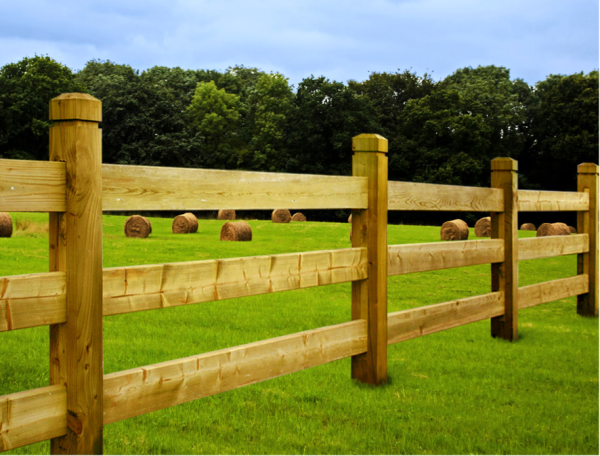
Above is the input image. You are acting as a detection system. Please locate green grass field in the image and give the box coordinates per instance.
[1,212,598,455]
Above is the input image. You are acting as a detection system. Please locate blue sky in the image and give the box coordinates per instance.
[1,0,598,86]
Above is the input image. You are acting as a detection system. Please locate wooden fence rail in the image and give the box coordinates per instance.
[0,93,598,454]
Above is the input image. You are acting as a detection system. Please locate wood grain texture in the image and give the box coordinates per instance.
[490,158,519,341]
[103,320,368,425]
[577,163,599,316]
[387,292,504,345]
[518,234,589,261]
[102,164,368,211]
[388,239,504,276]
[103,248,367,316]
[351,134,388,385]
[49,93,104,455]
[518,190,589,212]
[388,181,503,212]
[0,159,66,212]
[519,275,589,309]
[0,385,67,452]
[0,272,66,332]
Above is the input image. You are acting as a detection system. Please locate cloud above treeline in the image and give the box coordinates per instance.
[0,0,597,85]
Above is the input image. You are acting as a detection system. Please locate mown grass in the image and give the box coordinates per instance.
[1,212,598,455]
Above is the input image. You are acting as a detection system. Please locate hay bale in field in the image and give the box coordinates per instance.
[536,222,571,237]
[172,212,198,234]
[291,212,307,222]
[218,209,236,220]
[440,219,469,241]
[348,214,352,223]
[220,221,252,241]
[272,209,291,223]
[0,213,13,238]
[520,223,536,231]
[124,215,152,238]
[474,217,491,237]
[568,225,577,234]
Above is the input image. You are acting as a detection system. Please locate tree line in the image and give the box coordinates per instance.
[0,56,597,223]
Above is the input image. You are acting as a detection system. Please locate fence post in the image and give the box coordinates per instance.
[351,134,388,384]
[490,158,519,341]
[577,163,599,317]
[49,93,104,454]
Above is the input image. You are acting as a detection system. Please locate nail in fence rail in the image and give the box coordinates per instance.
[0,93,598,454]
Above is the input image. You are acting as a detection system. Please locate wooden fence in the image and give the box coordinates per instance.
[0,93,598,454]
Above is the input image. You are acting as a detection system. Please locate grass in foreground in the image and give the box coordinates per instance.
[0,212,598,455]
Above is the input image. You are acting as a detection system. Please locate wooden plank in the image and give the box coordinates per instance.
[49,93,104,455]
[0,272,66,332]
[518,234,589,261]
[518,190,589,212]
[388,181,503,212]
[491,158,519,341]
[577,163,599,316]
[102,164,368,211]
[519,275,589,310]
[387,292,504,345]
[388,239,504,276]
[0,159,66,212]
[103,248,368,316]
[0,385,67,452]
[103,320,368,425]
[351,134,388,385]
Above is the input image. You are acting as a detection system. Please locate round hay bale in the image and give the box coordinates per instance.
[272,209,291,223]
[348,214,352,223]
[124,215,152,238]
[172,212,198,234]
[291,212,307,222]
[220,221,252,241]
[520,223,536,231]
[0,213,13,238]
[568,225,577,234]
[553,222,571,235]
[536,222,571,237]
[474,217,491,237]
[218,209,236,220]
[440,219,469,241]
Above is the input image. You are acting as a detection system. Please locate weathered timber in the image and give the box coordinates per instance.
[387,240,504,276]
[102,164,368,210]
[103,320,368,424]
[0,272,66,332]
[103,248,367,316]
[518,190,589,212]
[49,93,104,455]
[351,134,388,385]
[388,181,503,212]
[577,163,599,316]
[387,292,504,345]
[518,234,589,261]
[0,159,66,212]
[491,158,519,341]
[519,275,589,309]
[0,385,67,452]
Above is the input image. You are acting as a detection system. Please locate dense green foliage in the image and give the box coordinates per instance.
[0,56,597,219]
[1,213,597,454]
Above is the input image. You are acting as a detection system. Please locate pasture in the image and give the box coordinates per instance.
[1,212,598,455]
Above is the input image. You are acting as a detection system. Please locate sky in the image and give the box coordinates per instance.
[0,0,598,87]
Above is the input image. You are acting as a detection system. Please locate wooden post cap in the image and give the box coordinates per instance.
[578,163,599,174]
[491,157,518,171]
[50,93,102,122]
[352,134,388,153]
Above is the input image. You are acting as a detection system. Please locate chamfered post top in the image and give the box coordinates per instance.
[578,163,599,175]
[50,93,102,122]
[491,157,518,172]
[352,134,388,153]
